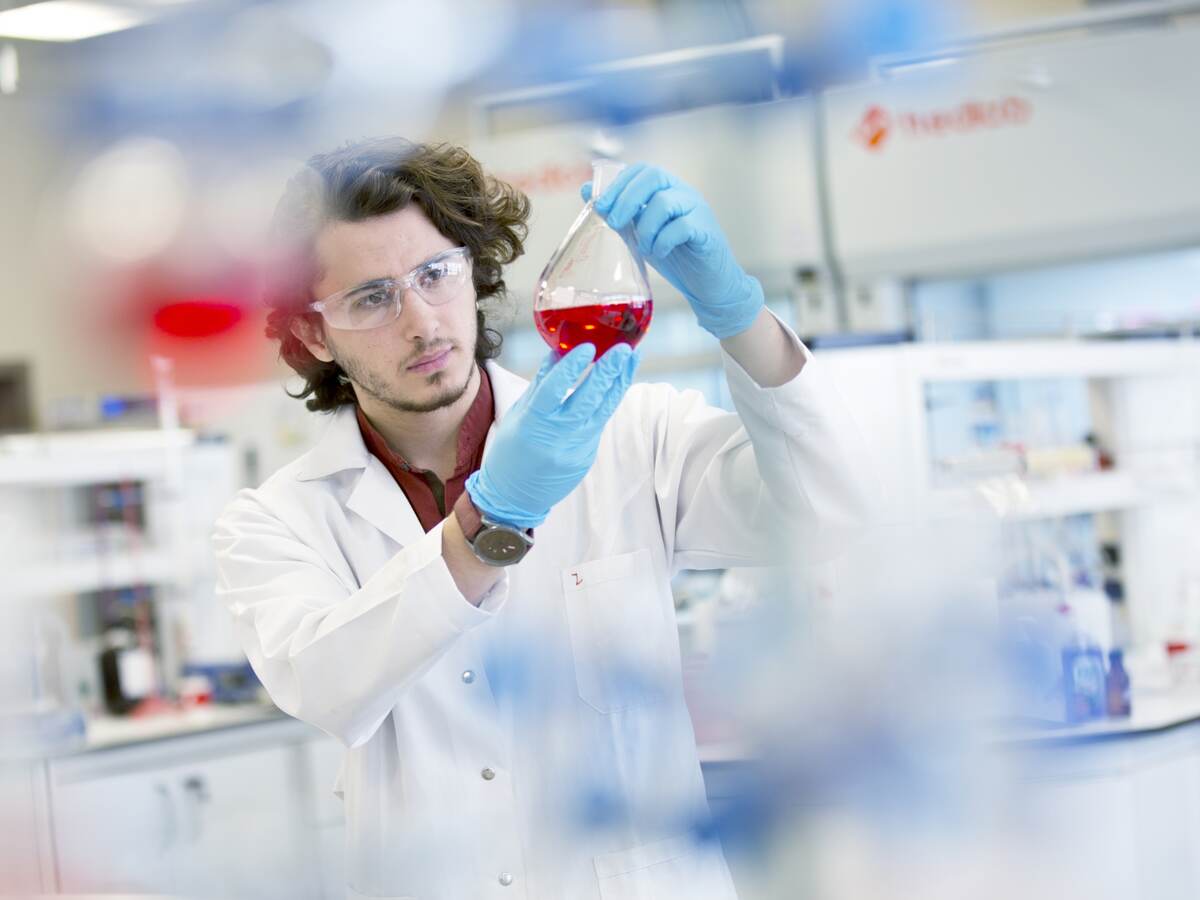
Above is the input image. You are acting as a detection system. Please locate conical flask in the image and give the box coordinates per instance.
[533,159,653,356]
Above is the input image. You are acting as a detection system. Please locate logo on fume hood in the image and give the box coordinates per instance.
[852,96,1033,152]
[495,162,594,195]
[853,105,892,151]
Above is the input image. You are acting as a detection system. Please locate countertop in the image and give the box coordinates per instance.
[70,684,1200,757]
[81,702,290,752]
[993,685,1200,744]
[81,703,749,762]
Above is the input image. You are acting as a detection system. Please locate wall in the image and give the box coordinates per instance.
[0,96,66,427]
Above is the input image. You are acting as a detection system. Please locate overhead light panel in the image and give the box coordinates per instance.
[0,1,152,42]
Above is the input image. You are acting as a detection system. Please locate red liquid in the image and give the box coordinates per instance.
[534,300,653,356]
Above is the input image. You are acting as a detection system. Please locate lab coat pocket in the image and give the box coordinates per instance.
[594,834,738,900]
[562,548,668,714]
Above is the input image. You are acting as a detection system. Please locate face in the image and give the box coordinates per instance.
[293,205,479,414]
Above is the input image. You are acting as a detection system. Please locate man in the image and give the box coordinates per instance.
[213,137,872,899]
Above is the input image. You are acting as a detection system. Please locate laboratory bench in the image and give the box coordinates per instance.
[25,702,750,898]
[983,686,1200,900]
[17,687,1200,900]
[995,684,1200,745]
[78,701,293,753]
[7,706,337,899]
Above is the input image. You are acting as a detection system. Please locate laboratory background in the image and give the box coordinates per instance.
[3,0,1200,897]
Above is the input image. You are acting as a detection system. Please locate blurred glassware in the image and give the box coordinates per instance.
[534,159,653,356]
[0,606,85,760]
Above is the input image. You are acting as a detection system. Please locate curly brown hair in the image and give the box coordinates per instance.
[264,137,530,412]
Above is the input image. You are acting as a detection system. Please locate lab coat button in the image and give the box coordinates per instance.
[481,767,496,781]
[498,872,513,886]
[461,670,475,684]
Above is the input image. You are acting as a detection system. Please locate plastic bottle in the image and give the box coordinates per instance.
[533,159,653,356]
[1061,612,1107,724]
[1106,649,1132,718]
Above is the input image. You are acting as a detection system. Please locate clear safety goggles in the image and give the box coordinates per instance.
[308,246,473,331]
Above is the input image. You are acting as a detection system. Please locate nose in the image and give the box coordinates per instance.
[398,285,440,343]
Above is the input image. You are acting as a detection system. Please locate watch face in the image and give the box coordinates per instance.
[476,527,529,564]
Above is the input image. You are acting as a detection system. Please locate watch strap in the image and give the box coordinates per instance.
[453,490,485,541]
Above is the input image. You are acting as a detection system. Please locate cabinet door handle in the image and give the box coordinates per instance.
[154,783,178,853]
[181,775,210,843]
[182,775,210,803]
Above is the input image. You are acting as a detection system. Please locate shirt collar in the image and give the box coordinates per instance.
[294,359,527,483]
[353,366,493,477]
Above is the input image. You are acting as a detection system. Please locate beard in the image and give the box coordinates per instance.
[331,341,476,414]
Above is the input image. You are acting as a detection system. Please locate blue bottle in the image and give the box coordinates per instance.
[1062,637,1106,724]
[1106,649,1132,718]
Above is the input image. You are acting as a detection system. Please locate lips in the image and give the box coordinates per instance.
[407,347,453,373]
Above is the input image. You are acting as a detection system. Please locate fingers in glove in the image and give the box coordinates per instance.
[601,166,677,230]
[649,213,703,259]
[633,187,699,256]
[580,180,593,204]
[593,162,645,216]
[593,348,640,421]
[531,350,558,387]
[528,342,596,414]
[561,343,632,421]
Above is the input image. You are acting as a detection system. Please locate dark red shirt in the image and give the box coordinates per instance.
[355,368,494,533]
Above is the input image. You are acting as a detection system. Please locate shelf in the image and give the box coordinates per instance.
[14,550,179,598]
[904,339,1200,383]
[932,468,1192,521]
[0,430,194,487]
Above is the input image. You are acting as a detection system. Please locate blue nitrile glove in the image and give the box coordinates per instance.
[582,163,765,339]
[465,343,640,530]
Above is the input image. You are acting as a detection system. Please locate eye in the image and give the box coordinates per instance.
[349,287,393,311]
[415,261,451,291]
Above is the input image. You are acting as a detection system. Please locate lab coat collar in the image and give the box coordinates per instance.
[294,404,367,482]
[292,361,528,548]
[483,358,528,423]
[293,359,529,484]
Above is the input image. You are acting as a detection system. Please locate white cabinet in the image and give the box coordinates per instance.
[51,722,321,899]
[302,735,347,900]
[1014,722,1200,900]
[53,762,177,893]
[1131,749,1200,900]
[0,760,56,894]
[1022,770,1139,900]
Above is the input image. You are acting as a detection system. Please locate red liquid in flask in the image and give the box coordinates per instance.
[534,300,653,356]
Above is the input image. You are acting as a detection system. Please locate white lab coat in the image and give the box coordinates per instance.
[213,321,873,900]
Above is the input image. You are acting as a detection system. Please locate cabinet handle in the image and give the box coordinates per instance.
[182,775,210,803]
[154,783,178,853]
[181,775,210,843]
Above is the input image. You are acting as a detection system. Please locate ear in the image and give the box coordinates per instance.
[290,315,335,363]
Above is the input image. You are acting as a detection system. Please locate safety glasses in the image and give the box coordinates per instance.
[308,246,473,331]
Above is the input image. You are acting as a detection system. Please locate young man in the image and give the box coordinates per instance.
[213,137,872,899]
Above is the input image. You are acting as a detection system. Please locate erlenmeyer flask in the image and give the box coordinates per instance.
[533,159,653,356]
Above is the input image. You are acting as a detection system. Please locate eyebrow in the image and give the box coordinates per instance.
[343,277,393,296]
[335,248,461,298]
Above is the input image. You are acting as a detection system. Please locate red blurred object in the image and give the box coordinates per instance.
[534,299,652,356]
[83,261,277,388]
[153,299,243,338]
[127,696,174,718]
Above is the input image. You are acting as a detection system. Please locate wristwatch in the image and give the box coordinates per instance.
[454,492,534,567]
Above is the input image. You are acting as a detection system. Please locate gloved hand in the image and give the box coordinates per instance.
[465,343,639,529]
[582,164,764,339]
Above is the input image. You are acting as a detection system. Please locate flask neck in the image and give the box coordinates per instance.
[591,159,625,201]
